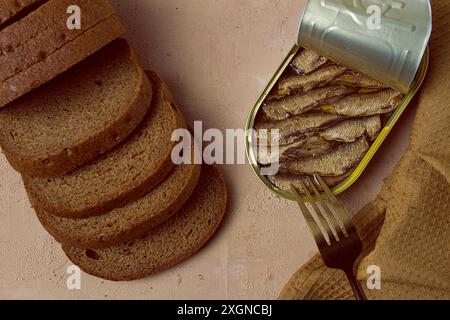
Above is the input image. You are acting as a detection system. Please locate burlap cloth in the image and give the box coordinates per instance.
[279,0,450,300]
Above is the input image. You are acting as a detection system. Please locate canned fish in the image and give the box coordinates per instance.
[245,0,431,200]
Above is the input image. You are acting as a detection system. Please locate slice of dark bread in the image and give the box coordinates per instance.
[36,159,201,249]
[0,0,46,29]
[0,0,116,83]
[62,165,228,281]
[0,39,152,177]
[0,0,125,108]
[24,71,186,218]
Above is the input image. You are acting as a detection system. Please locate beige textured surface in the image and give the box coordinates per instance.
[0,0,418,299]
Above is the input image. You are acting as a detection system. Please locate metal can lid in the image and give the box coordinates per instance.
[298,0,432,93]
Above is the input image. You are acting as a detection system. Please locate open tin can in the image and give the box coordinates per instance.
[246,0,432,200]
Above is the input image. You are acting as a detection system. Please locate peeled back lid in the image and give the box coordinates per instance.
[297,0,432,93]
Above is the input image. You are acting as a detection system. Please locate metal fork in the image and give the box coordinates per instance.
[291,175,367,300]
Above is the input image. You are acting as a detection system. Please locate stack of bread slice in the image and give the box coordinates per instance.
[0,0,227,281]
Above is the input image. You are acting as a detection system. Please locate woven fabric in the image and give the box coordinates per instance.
[279,0,450,300]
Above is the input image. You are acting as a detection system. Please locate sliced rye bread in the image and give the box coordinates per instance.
[0,0,116,81]
[23,71,186,218]
[0,0,46,29]
[36,159,201,249]
[0,0,125,108]
[62,165,228,281]
[0,39,152,177]
[0,14,124,107]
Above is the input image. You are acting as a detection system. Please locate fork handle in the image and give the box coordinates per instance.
[344,269,367,300]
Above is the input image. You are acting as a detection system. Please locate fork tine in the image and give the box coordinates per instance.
[314,175,354,234]
[291,184,329,248]
[298,179,333,245]
[293,179,366,300]
[322,199,347,238]
[306,177,342,241]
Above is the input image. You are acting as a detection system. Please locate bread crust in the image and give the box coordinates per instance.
[0,1,125,108]
[0,0,45,28]
[62,165,228,281]
[23,72,187,218]
[0,38,151,177]
[36,163,201,249]
[0,0,116,82]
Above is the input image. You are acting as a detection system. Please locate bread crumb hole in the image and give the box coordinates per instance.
[3,45,13,54]
[94,80,103,86]
[85,249,100,260]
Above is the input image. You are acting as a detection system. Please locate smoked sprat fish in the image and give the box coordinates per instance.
[277,65,347,95]
[257,136,336,165]
[281,137,369,176]
[255,113,341,146]
[267,171,352,193]
[258,117,379,165]
[257,140,304,165]
[290,49,328,75]
[281,136,336,160]
[330,70,387,89]
[261,85,355,121]
[253,46,405,190]
[320,116,381,142]
[320,89,404,117]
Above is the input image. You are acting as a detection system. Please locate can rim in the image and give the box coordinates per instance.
[245,46,429,201]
